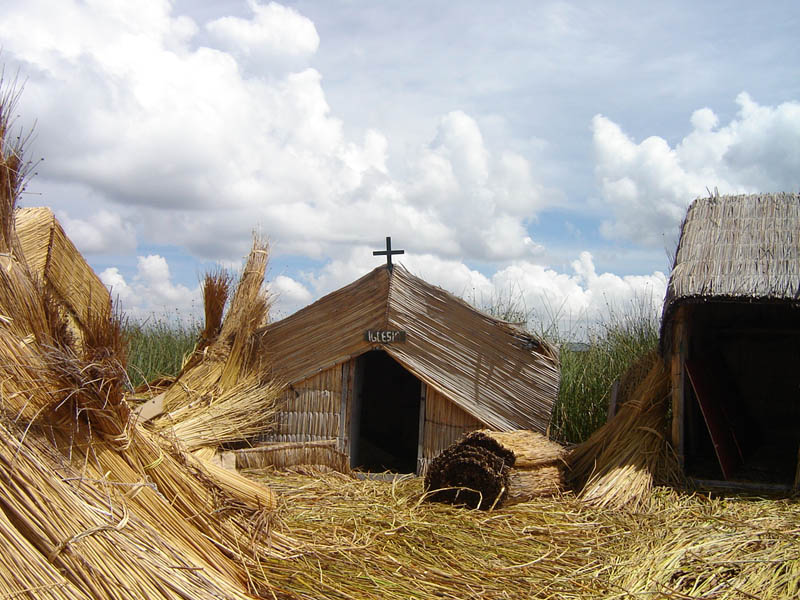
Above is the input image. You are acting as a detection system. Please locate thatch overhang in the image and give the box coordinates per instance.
[257,264,560,433]
[660,192,800,353]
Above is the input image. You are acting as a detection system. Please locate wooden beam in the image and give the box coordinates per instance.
[134,392,166,422]
[338,360,350,453]
[715,327,800,336]
[417,382,427,476]
[685,358,743,480]
[794,445,800,493]
[671,306,687,467]
[689,478,793,494]
[347,357,362,468]
[607,379,619,420]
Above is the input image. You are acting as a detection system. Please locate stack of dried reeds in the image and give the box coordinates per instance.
[147,238,282,454]
[567,351,682,509]
[424,429,566,509]
[15,206,112,346]
[0,83,291,599]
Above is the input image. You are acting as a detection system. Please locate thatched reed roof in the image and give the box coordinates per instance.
[661,192,800,340]
[14,206,111,338]
[257,265,560,433]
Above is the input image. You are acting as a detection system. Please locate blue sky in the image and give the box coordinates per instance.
[3,1,799,330]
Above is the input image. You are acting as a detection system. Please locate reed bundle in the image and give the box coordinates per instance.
[0,270,287,597]
[235,440,349,472]
[15,207,112,339]
[152,375,281,451]
[145,237,282,477]
[0,244,111,428]
[219,238,270,340]
[243,469,800,599]
[0,290,289,598]
[191,450,277,510]
[222,238,269,355]
[153,237,274,426]
[425,429,566,509]
[0,437,86,600]
[199,268,233,350]
[0,420,257,600]
[191,445,218,462]
[567,352,682,509]
[157,355,226,414]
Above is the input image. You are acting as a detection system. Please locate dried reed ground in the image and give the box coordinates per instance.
[246,469,799,600]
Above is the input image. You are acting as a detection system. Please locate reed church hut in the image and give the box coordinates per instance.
[661,192,800,488]
[246,254,560,475]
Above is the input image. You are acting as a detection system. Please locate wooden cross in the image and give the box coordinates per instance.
[373,236,404,270]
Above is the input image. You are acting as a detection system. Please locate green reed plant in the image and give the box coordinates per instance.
[549,304,659,444]
[123,315,200,389]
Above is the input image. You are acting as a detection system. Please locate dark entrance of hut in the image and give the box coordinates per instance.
[350,350,421,473]
[682,303,800,487]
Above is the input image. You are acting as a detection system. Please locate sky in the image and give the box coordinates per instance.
[2,0,799,334]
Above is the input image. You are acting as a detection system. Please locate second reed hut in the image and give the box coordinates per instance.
[661,192,800,487]
[248,264,560,475]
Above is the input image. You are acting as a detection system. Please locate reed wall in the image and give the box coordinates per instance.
[420,386,485,474]
[262,364,343,443]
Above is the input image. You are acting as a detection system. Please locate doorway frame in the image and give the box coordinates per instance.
[343,352,427,474]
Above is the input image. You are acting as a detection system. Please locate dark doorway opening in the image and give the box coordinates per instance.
[684,303,800,486]
[350,351,421,473]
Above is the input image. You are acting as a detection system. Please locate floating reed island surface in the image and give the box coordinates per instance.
[235,328,798,599]
[245,468,800,600]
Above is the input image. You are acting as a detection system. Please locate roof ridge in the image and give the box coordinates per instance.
[384,264,402,328]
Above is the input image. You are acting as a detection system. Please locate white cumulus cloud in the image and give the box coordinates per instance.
[269,274,313,318]
[100,266,135,308]
[59,209,137,255]
[593,93,800,247]
[490,252,667,334]
[3,1,550,270]
[404,110,545,260]
[206,0,319,69]
[101,255,199,319]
